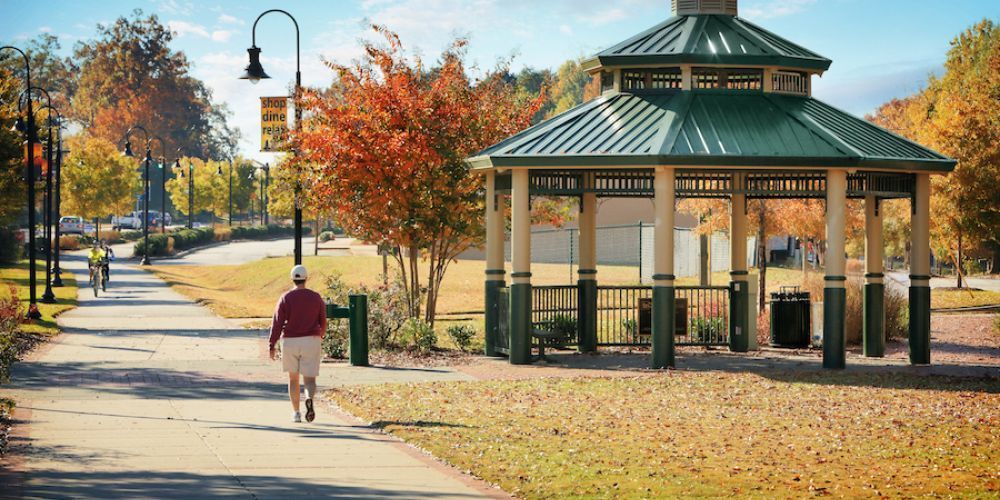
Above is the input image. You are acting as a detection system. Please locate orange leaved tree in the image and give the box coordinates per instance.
[296,26,543,324]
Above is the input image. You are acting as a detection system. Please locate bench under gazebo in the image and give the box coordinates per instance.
[468,0,955,369]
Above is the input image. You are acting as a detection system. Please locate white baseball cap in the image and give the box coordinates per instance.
[291,265,308,280]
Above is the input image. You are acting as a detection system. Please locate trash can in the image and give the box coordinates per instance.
[769,286,811,348]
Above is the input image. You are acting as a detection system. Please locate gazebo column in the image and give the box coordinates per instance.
[909,174,932,364]
[729,173,750,353]
[823,170,848,369]
[484,170,506,357]
[509,168,532,365]
[577,174,598,353]
[863,195,885,357]
[651,166,676,369]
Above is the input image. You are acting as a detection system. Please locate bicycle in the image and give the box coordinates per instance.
[99,257,110,292]
[88,262,100,297]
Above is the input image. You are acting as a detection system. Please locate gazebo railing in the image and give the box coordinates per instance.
[524,284,731,348]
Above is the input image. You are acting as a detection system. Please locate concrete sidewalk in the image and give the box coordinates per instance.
[3,253,490,498]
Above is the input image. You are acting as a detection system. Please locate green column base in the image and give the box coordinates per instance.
[484,280,505,357]
[909,285,931,365]
[651,286,675,369]
[348,295,369,367]
[509,282,532,365]
[728,280,749,353]
[577,279,597,353]
[863,282,885,358]
[823,287,846,369]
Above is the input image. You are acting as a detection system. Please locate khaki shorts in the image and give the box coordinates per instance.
[281,336,323,377]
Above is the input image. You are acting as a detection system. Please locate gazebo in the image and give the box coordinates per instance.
[468,0,955,369]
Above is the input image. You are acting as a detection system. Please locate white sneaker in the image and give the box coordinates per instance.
[292,411,302,423]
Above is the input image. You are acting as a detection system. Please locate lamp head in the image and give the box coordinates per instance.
[216,165,223,175]
[122,140,135,157]
[239,46,270,84]
[173,159,181,170]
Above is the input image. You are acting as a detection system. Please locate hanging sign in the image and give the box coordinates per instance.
[260,96,289,152]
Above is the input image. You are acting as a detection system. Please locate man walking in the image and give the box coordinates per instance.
[269,265,327,423]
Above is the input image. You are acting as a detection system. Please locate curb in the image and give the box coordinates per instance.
[128,235,306,262]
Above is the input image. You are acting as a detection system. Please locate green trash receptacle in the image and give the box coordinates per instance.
[770,286,810,348]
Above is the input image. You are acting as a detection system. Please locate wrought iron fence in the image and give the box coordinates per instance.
[523,284,731,348]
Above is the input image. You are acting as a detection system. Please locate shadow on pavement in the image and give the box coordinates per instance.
[9,469,484,499]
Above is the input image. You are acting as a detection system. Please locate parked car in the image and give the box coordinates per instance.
[59,216,84,235]
[112,211,144,230]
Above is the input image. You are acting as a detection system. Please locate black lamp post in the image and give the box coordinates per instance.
[161,148,182,233]
[3,45,41,319]
[51,129,67,287]
[241,8,303,265]
[122,127,164,265]
[32,100,61,304]
[174,158,197,228]
[216,159,233,226]
[248,161,270,226]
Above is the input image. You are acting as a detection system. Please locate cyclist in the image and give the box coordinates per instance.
[100,240,115,280]
[87,242,104,287]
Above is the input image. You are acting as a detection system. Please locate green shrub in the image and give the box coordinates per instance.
[325,272,410,350]
[0,285,23,383]
[120,230,143,241]
[0,228,22,264]
[885,286,909,340]
[446,324,476,352]
[133,234,171,256]
[323,322,349,359]
[319,231,335,242]
[402,318,436,351]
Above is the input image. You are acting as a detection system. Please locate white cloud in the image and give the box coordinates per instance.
[158,0,196,16]
[211,30,234,42]
[559,25,573,35]
[576,7,628,26]
[168,20,210,38]
[741,0,817,20]
[218,13,245,26]
[39,26,52,33]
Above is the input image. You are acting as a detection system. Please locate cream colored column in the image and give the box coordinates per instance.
[729,172,749,352]
[485,171,506,276]
[484,170,506,357]
[909,173,932,364]
[578,172,598,352]
[508,168,532,364]
[823,169,848,369]
[863,195,885,357]
[651,166,676,368]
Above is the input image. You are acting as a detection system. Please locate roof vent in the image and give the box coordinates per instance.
[672,0,738,16]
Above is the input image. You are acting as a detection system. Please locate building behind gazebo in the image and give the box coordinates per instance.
[468,0,955,368]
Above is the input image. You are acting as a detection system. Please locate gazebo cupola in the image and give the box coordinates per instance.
[469,0,955,371]
[581,0,830,98]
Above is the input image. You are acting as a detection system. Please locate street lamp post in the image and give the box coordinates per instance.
[122,127,164,265]
[34,102,61,304]
[174,159,196,228]
[216,160,233,226]
[51,129,66,287]
[241,8,303,265]
[247,161,270,226]
[3,45,43,319]
[162,148,182,233]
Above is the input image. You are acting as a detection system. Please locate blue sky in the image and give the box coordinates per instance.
[1,0,997,161]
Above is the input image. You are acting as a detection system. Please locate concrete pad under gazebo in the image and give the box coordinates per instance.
[467,0,955,369]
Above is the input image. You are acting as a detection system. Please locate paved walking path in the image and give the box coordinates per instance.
[3,253,488,498]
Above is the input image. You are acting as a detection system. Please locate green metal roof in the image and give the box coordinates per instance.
[468,90,955,172]
[581,15,832,73]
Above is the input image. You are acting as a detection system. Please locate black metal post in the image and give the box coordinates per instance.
[142,147,151,265]
[243,9,303,264]
[160,156,166,233]
[3,46,41,319]
[264,166,270,226]
[188,163,194,229]
[41,113,55,303]
[51,127,63,287]
[228,160,233,226]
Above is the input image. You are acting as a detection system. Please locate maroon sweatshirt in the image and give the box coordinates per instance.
[268,288,327,349]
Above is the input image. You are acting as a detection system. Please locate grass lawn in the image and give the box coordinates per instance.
[148,256,647,319]
[0,260,78,335]
[330,372,999,498]
[932,289,1000,310]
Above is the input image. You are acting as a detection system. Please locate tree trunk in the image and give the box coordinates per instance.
[956,230,964,288]
[801,239,808,275]
[314,217,320,256]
